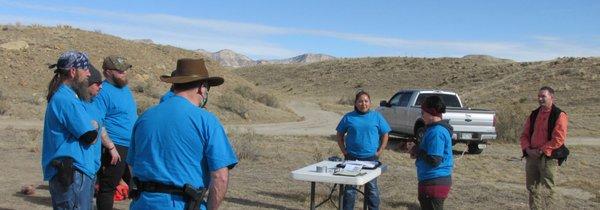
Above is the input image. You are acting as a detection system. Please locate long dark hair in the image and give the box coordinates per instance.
[46,69,69,102]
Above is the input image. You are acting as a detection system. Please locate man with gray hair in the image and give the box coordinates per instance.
[42,51,99,210]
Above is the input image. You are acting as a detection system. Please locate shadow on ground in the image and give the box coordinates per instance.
[386,201,420,210]
[256,190,306,202]
[225,197,301,210]
[13,192,51,207]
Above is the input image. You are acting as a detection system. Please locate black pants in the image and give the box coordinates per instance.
[418,196,444,210]
[96,145,131,210]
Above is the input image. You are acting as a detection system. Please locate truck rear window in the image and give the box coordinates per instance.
[415,93,461,107]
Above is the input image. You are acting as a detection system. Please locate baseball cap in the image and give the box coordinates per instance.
[102,55,132,71]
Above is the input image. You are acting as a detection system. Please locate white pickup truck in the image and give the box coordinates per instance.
[375,89,497,154]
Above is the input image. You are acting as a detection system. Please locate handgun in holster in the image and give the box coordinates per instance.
[129,177,141,200]
[51,157,74,189]
[183,184,207,210]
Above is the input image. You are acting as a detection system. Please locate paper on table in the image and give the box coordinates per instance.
[344,160,377,168]
[343,163,363,172]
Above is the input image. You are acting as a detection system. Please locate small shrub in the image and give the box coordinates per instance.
[229,130,260,161]
[218,94,249,119]
[337,94,354,106]
[134,81,164,99]
[312,146,324,162]
[234,85,280,108]
[258,94,280,108]
[518,97,528,103]
[495,106,529,143]
[0,101,7,115]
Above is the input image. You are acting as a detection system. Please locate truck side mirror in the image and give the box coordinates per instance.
[380,100,389,107]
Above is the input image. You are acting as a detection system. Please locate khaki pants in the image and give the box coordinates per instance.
[526,155,560,210]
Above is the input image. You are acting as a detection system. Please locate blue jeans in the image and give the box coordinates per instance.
[49,169,95,210]
[343,155,380,210]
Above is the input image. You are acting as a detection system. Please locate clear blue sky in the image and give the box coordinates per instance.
[1,0,599,61]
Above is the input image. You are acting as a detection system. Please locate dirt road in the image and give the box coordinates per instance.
[226,100,341,136]
[0,102,598,145]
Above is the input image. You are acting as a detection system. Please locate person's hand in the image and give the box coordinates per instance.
[526,148,541,158]
[92,120,98,129]
[376,150,383,157]
[341,150,347,157]
[108,147,121,165]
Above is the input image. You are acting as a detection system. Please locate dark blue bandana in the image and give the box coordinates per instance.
[49,51,90,72]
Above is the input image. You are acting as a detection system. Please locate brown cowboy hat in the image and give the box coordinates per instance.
[160,58,224,86]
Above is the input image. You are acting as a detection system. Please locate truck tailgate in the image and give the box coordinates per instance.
[443,111,496,134]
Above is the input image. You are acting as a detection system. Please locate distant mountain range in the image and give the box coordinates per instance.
[196,49,336,67]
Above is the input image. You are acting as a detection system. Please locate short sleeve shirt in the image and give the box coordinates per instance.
[80,100,104,179]
[336,110,391,158]
[159,90,175,103]
[415,124,454,181]
[127,96,238,210]
[41,84,96,180]
[93,80,137,147]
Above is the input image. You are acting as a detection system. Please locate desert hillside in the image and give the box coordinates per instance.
[235,56,600,137]
[0,25,297,123]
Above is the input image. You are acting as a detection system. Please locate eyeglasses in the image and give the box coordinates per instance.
[202,83,211,91]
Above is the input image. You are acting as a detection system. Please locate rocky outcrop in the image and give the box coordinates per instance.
[0,41,29,50]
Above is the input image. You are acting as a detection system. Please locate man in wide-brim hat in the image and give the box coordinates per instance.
[158,59,223,104]
[127,58,238,210]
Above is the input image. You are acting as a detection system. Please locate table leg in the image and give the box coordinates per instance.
[310,182,315,210]
[338,184,344,210]
[363,191,367,210]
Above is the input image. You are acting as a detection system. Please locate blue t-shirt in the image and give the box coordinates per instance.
[127,96,238,210]
[81,100,104,179]
[159,90,174,103]
[336,110,391,158]
[41,84,96,180]
[415,124,454,181]
[93,80,137,147]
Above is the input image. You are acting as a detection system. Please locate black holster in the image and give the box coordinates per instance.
[183,184,207,210]
[131,177,206,210]
[51,157,74,189]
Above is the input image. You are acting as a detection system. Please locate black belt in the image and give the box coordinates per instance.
[132,178,206,210]
[136,180,186,197]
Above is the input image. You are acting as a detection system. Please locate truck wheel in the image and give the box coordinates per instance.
[416,127,425,143]
[468,143,483,154]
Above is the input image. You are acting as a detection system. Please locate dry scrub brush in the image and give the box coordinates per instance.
[234,85,280,108]
[228,130,261,161]
[217,94,249,119]
[495,105,530,143]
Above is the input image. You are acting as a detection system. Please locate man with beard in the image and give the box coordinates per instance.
[42,51,99,210]
[81,65,121,183]
[94,55,138,210]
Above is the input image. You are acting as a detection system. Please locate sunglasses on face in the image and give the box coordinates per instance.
[202,83,211,91]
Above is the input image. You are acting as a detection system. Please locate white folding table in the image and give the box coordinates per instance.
[291,160,384,210]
